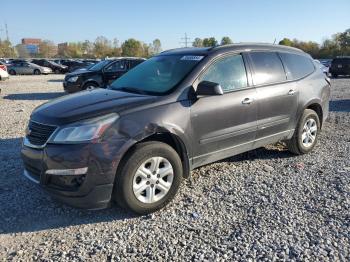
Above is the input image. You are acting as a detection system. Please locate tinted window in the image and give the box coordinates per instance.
[105,61,125,72]
[249,52,286,85]
[279,52,315,80]
[199,55,248,93]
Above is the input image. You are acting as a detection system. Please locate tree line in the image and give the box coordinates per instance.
[0,37,162,59]
[0,29,349,59]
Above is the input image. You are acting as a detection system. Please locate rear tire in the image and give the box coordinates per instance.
[34,69,41,75]
[287,109,320,155]
[9,69,16,75]
[112,142,183,214]
[54,68,61,74]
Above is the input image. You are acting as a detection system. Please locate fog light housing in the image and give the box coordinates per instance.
[45,167,88,176]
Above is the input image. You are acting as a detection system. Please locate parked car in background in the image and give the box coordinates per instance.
[22,44,330,214]
[55,60,93,72]
[329,57,350,77]
[63,57,146,93]
[319,59,332,68]
[8,62,52,75]
[0,67,9,80]
[314,60,329,76]
[31,59,68,74]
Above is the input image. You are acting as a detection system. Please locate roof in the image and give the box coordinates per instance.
[160,43,306,56]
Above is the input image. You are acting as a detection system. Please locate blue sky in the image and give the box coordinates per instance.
[1,0,349,49]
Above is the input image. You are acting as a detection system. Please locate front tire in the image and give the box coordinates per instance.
[83,82,98,90]
[34,69,41,75]
[287,109,320,155]
[113,142,183,214]
[9,69,16,75]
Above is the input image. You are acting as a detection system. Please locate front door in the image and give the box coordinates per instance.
[190,54,257,167]
[103,60,126,85]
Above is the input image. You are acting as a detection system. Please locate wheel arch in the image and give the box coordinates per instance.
[304,100,324,128]
[82,79,100,89]
[117,130,191,179]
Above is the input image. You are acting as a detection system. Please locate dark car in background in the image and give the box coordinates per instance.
[63,57,146,93]
[329,57,350,77]
[31,59,68,74]
[22,44,330,214]
[54,59,93,73]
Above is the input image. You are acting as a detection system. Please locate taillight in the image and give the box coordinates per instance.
[0,65,6,71]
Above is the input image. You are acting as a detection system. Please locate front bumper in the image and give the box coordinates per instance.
[21,138,129,209]
[63,81,82,93]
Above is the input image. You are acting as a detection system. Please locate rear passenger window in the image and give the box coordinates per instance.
[199,55,248,93]
[249,52,286,85]
[279,52,315,80]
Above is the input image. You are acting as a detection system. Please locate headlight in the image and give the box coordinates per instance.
[50,113,119,143]
[68,76,79,82]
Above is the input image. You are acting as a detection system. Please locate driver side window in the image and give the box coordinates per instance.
[105,61,125,72]
[199,54,248,93]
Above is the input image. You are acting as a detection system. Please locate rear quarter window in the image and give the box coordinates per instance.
[249,52,286,86]
[279,52,315,80]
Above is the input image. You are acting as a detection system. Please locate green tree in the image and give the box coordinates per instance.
[0,39,16,57]
[279,38,293,46]
[202,37,218,47]
[149,39,162,55]
[221,36,233,45]
[192,38,203,47]
[121,38,144,57]
[38,40,57,58]
[94,36,113,58]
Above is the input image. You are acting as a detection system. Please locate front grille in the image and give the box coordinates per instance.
[27,121,57,146]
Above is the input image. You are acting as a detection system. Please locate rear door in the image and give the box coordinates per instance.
[247,51,298,141]
[103,60,126,84]
[190,53,257,167]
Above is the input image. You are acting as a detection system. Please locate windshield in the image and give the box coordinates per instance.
[89,60,111,71]
[110,55,203,95]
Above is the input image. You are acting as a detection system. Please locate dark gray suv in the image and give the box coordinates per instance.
[21,44,330,214]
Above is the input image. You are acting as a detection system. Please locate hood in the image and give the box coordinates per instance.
[31,88,157,126]
[65,69,95,78]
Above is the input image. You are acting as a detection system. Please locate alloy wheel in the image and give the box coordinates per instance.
[132,157,174,204]
[301,118,317,148]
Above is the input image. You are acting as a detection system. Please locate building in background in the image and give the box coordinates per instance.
[19,38,42,56]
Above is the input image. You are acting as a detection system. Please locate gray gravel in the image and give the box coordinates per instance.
[0,75,349,261]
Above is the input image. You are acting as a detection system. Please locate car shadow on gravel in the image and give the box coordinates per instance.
[329,99,350,112]
[3,92,66,101]
[47,79,64,83]
[222,145,293,163]
[0,137,137,234]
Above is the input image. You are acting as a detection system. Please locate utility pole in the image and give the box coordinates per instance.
[5,22,9,41]
[180,33,191,48]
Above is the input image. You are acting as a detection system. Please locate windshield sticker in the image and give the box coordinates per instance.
[180,55,204,61]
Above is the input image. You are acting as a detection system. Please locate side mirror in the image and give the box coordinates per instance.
[196,81,224,97]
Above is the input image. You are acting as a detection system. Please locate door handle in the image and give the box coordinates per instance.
[288,89,296,95]
[242,98,254,104]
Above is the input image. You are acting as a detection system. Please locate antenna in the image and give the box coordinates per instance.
[180,33,191,48]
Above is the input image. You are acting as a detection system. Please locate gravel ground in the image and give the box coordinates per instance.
[0,75,349,261]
